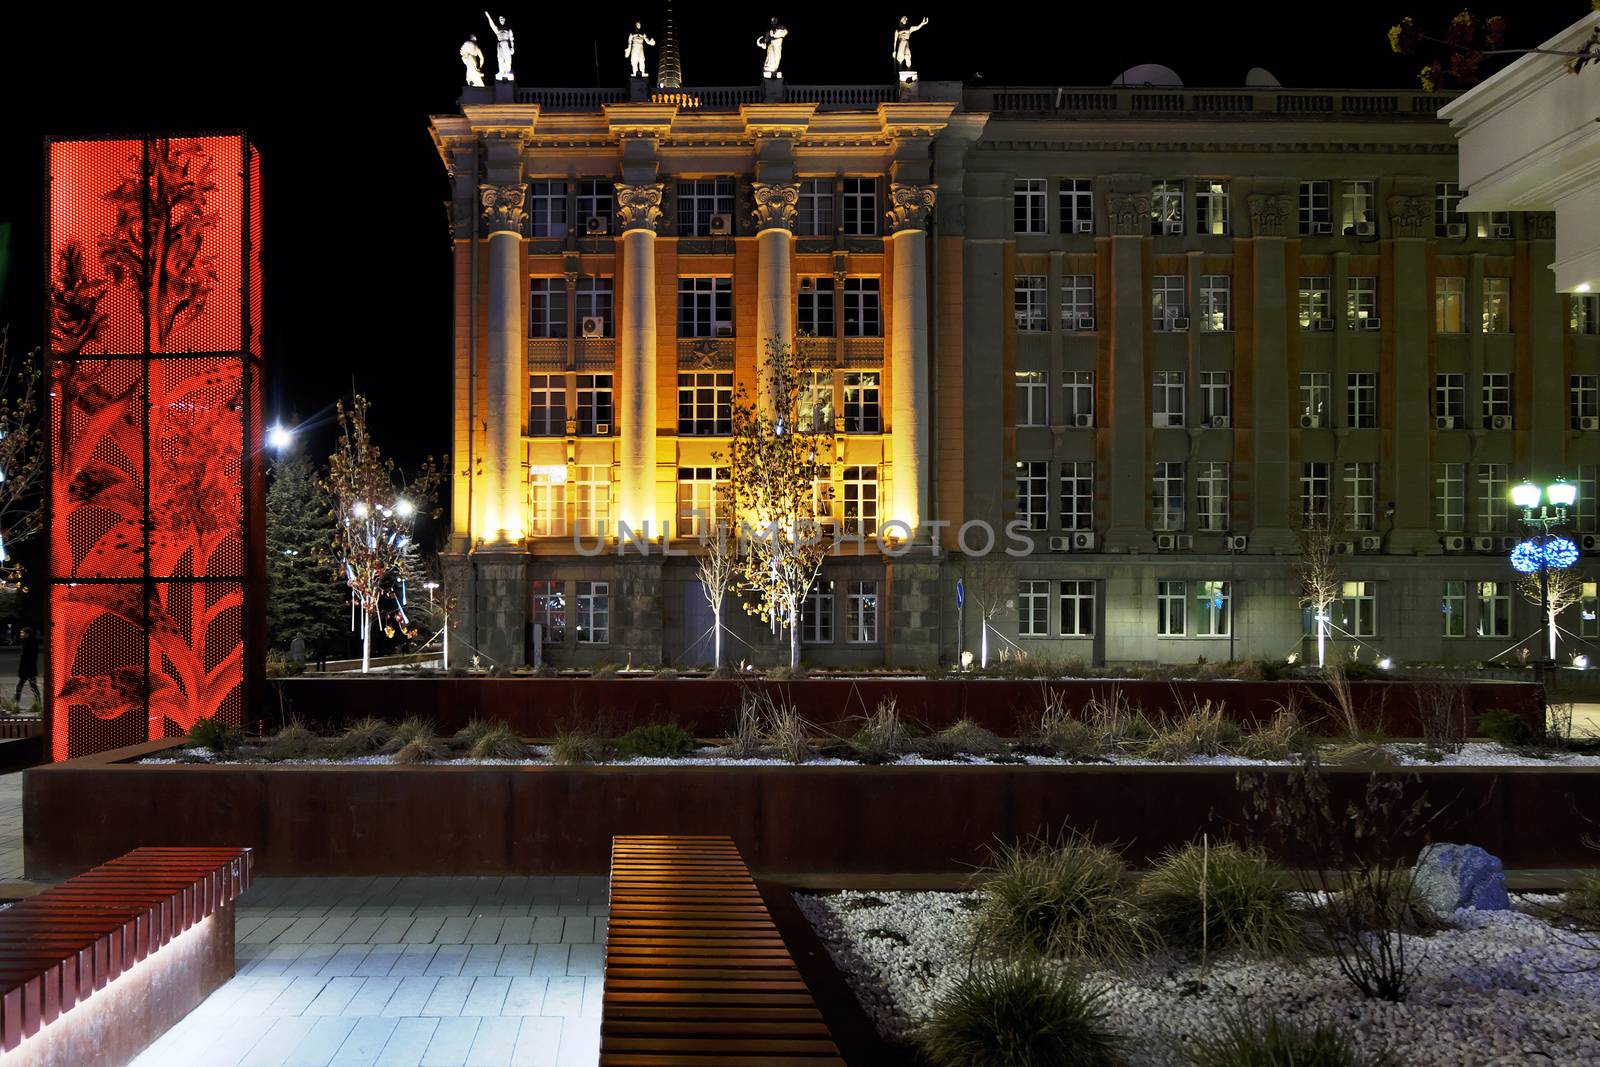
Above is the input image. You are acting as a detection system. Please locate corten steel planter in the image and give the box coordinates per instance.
[272,676,1544,739]
[24,739,1594,880]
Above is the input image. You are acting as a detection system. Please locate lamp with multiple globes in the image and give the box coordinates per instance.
[1510,478,1580,664]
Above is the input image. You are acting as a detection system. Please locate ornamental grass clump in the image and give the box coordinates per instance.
[452,718,497,751]
[392,723,449,764]
[548,726,602,765]
[850,697,913,763]
[187,715,243,757]
[467,719,529,760]
[762,700,813,764]
[1138,840,1303,957]
[332,716,392,758]
[264,719,320,760]
[718,692,768,759]
[1238,705,1311,761]
[1142,700,1241,762]
[383,716,434,753]
[916,718,1004,759]
[1184,1012,1392,1067]
[1566,871,1600,927]
[615,723,697,759]
[919,962,1122,1067]
[977,832,1150,965]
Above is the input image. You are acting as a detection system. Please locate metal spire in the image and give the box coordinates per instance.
[656,2,682,89]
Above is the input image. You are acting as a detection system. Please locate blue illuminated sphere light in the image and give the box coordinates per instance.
[1510,541,1542,573]
[1510,538,1579,574]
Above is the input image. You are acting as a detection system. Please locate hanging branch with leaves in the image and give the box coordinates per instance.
[1389,10,1600,91]
[0,329,44,579]
[321,395,441,672]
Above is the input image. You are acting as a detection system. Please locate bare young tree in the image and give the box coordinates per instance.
[1519,566,1585,662]
[966,561,1014,669]
[322,396,441,673]
[696,523,737,672]
[0,330,43,578]
[1296,503,1345,669]
[719,339,835,670]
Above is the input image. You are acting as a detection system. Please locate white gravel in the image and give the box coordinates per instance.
[795,889,1600,1066]
[139,741,1600,768]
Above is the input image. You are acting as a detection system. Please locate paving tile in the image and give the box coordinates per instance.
[496,917,534,945]
[246,916,300,944]
[529,945,569,977]
[284,944,344,977]
[319,945,375,976]
[376,1017,439,1067]
[329,1016,399,1066]
[381,976,439,1017]
[426,944,471,976]
[465,1016,521,1067]
[509,1017,562,1067]
[344,976,402,1016]
[239,1018,323,1066]
[308,916,359,944]
[436,916,475,943]
[565,946,602,977]
[579,981,602,1019]
[401,916,445,943]
[421,975,476,1017]
[421,1016,481,1067]
[462,945,505,976]
[267,976,331,1016]
[553,1018,599,1067]
[464,917,504,944]
[338,916,388,943]
[540,978,584,1018]
[500,977,547,1017]
[242,944,311,978]
[370,915,417,943]
[305,976,367,1016]
[557,918,593,944]
[528,918,563,944]
[494,945,536,977]
[463,976,512,1016]
[356,944,406,977]
[286,1016,360,1067]
[193,975,262,1016]
[233,977,296,1015]
[388,944,439,977]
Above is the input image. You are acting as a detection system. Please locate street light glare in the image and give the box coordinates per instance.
[1548,479,1578,508]
[395,498,416,518]
[267,423,294,451]
[351,501,370,519]
[1510,481,1542,509]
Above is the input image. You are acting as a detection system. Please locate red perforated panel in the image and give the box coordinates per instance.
[48,133,259,761]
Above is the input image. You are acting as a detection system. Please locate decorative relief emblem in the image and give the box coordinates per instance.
[1527,213,1555,241]
[751,181,800,231]
[1105,193,1150,236]
[1386,194,1433,239]
[478,183,528,235]
[613,181,665,233]
[1246,193,1295,237]
[885,182,937,233]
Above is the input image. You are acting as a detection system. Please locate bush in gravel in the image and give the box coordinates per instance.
[616,723,696,759]
[1138,841,1303,956]
[383,717,435,754]
[977,833,1150,965]
[1184,1013,1391,1067]
[1476,707,1539,747]
[916,718,1004,759]
[452,718,497,750]
[763,700,813,764]
[1238,706,1310,761]
[719,692,768,759]
[187,715,243,756]
[1566,871,1600,927]
[549,726,603,765]
[332,716,392,757]
[392,724,449,764]
[850,697,913,763]
[263,719,320,760]
[467,720,529,760]
[920,963,1121,1067]
[1324,740,1397,769]
[1142,700,1240,761]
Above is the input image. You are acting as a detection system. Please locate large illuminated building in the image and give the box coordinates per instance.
[429,57,1594,669]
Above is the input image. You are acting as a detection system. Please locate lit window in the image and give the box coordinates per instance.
[678,277,734,338]
[576,581,609,643]
[1014,275,1048,331]
[1157,580,1186,636]
[1194,580,1231,637]
[676,466,730,537]
[841,178,879,236]
[1298,276,1332,329]
[1436,277,1466,333]
[842,466,878,536]
[1153,276,1186,329]
[677,372,733,436]
[1482,277,1511,333]
[1198,275,1231,332]
[1016,371,1048,427]
[1151,180,1183,235]
[843,372,881,433]
[798,370,834,433]
[529,470,566,538]
[1346,276,1378,328]
[1476,580,1511,638]
[847,580,879,643]
[574,466,611,537]
[1300,373,1330,427]
[531,580,566,643]
[1195,180,1229,235]
[1340,180,1376,236]
[1341,580,1377,638]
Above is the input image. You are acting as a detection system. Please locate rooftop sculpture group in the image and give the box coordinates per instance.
[457,15,932,88]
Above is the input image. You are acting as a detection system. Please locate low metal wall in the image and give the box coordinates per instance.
[24,740,1592,880]
[271,676,1545,739]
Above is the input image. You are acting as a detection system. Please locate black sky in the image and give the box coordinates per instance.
[0,2,1584,475]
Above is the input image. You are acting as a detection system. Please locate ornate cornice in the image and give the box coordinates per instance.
[1105,192,1150,237]
[885,182,937,233]
[479,183,527,235]
[1246,193,1295,237]
[1387,194,1432,238]
[614,181,665,233]
[751,181,800,231]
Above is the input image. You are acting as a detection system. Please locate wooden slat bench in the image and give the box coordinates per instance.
[0,846,251,1065]
[601,835,844,1066]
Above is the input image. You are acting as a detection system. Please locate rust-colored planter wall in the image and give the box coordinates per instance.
[24,741,1593,880]
[274,677,1544,738]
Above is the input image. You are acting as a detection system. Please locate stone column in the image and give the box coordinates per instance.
[1245,191,1297,554]
[1105,188,1151,553]
[887,183,937,537]
[1385,193,1438,553]
[753,182,799,406]
[480,183,527,544]
[616,182,664,536]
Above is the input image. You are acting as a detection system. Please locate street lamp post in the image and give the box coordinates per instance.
[1510,478,1579,663]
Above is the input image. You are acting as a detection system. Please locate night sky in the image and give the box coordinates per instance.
[0,2,1583,477]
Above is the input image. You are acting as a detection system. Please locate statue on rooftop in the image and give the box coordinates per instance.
[892,16,929,70]
[625,22,655,78]
[757,18,787,79]
[461,34,486,87]
[484,11,515,82]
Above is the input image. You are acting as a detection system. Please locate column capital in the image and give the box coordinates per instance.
[751,181,800,231]
[615,181,665,233]
[1106,192,1151,236]
[479,183,527,236]
[1386,193,1433,238]
[885,182,937,233]
[1247,192,1296,237]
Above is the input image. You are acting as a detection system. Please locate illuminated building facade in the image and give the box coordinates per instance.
[431,79,1590,669]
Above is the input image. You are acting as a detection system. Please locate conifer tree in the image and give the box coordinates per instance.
[266,449,344,657]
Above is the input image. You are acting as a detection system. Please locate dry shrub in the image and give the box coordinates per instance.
[763,699,813,764]
[383,717,435,753]
[719,691,768,759]
[851,696,912,763]
[1138,840,1304,957]
[917,718,1004,759]
[1412,675,1468,752]
[468,719,529,760]
[548,726,602,765]
[1142,700,1240,762]
[332,716,392,758]
[1238,700,1310,761]
[392,723,448,764]
[264,719,320,760]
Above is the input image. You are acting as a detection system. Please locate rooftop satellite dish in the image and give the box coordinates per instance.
[1245,66,1281,87]
[1112,63,1183,88]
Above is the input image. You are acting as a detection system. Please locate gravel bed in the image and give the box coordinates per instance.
[796,889,1600,1066]
[139,741,1600,768]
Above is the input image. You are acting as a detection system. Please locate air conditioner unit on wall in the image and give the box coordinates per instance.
[1364,317,1382,330]
[1073,531,1097,550]
[1074,413,1093,428]
[1355,221,1375,236]
[1582,417,1600,432]
[1171,317,1190,332]
[1300,414,1321,429]
[1226,534,1249,552]
[1163,220,1183,235]
[1583,534,1600,552]
[1359,535,1383,552]
[709,213,734,235]
[594,422,611,436]
[581,316,605,338]
[1314,319,1335,332]
[1490,414,1512,430]
[584,215,608,235]
[1501,536,1520,552]
[1491,224,1512,239]
[1076,220,1093,234]
[1333,541,1355,555]
[1442,535,1466,552]
[1156,533,1176,550]
[1472,535,1496,552]
[1078,316,1096,331]
[1210,415,1231,429]
[1048,536,1072,552]
[1436,415,1459,430]
[1175,534,1194,550]
[1446,223,1467,239]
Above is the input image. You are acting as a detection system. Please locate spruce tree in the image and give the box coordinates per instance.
[266,450,345,655]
